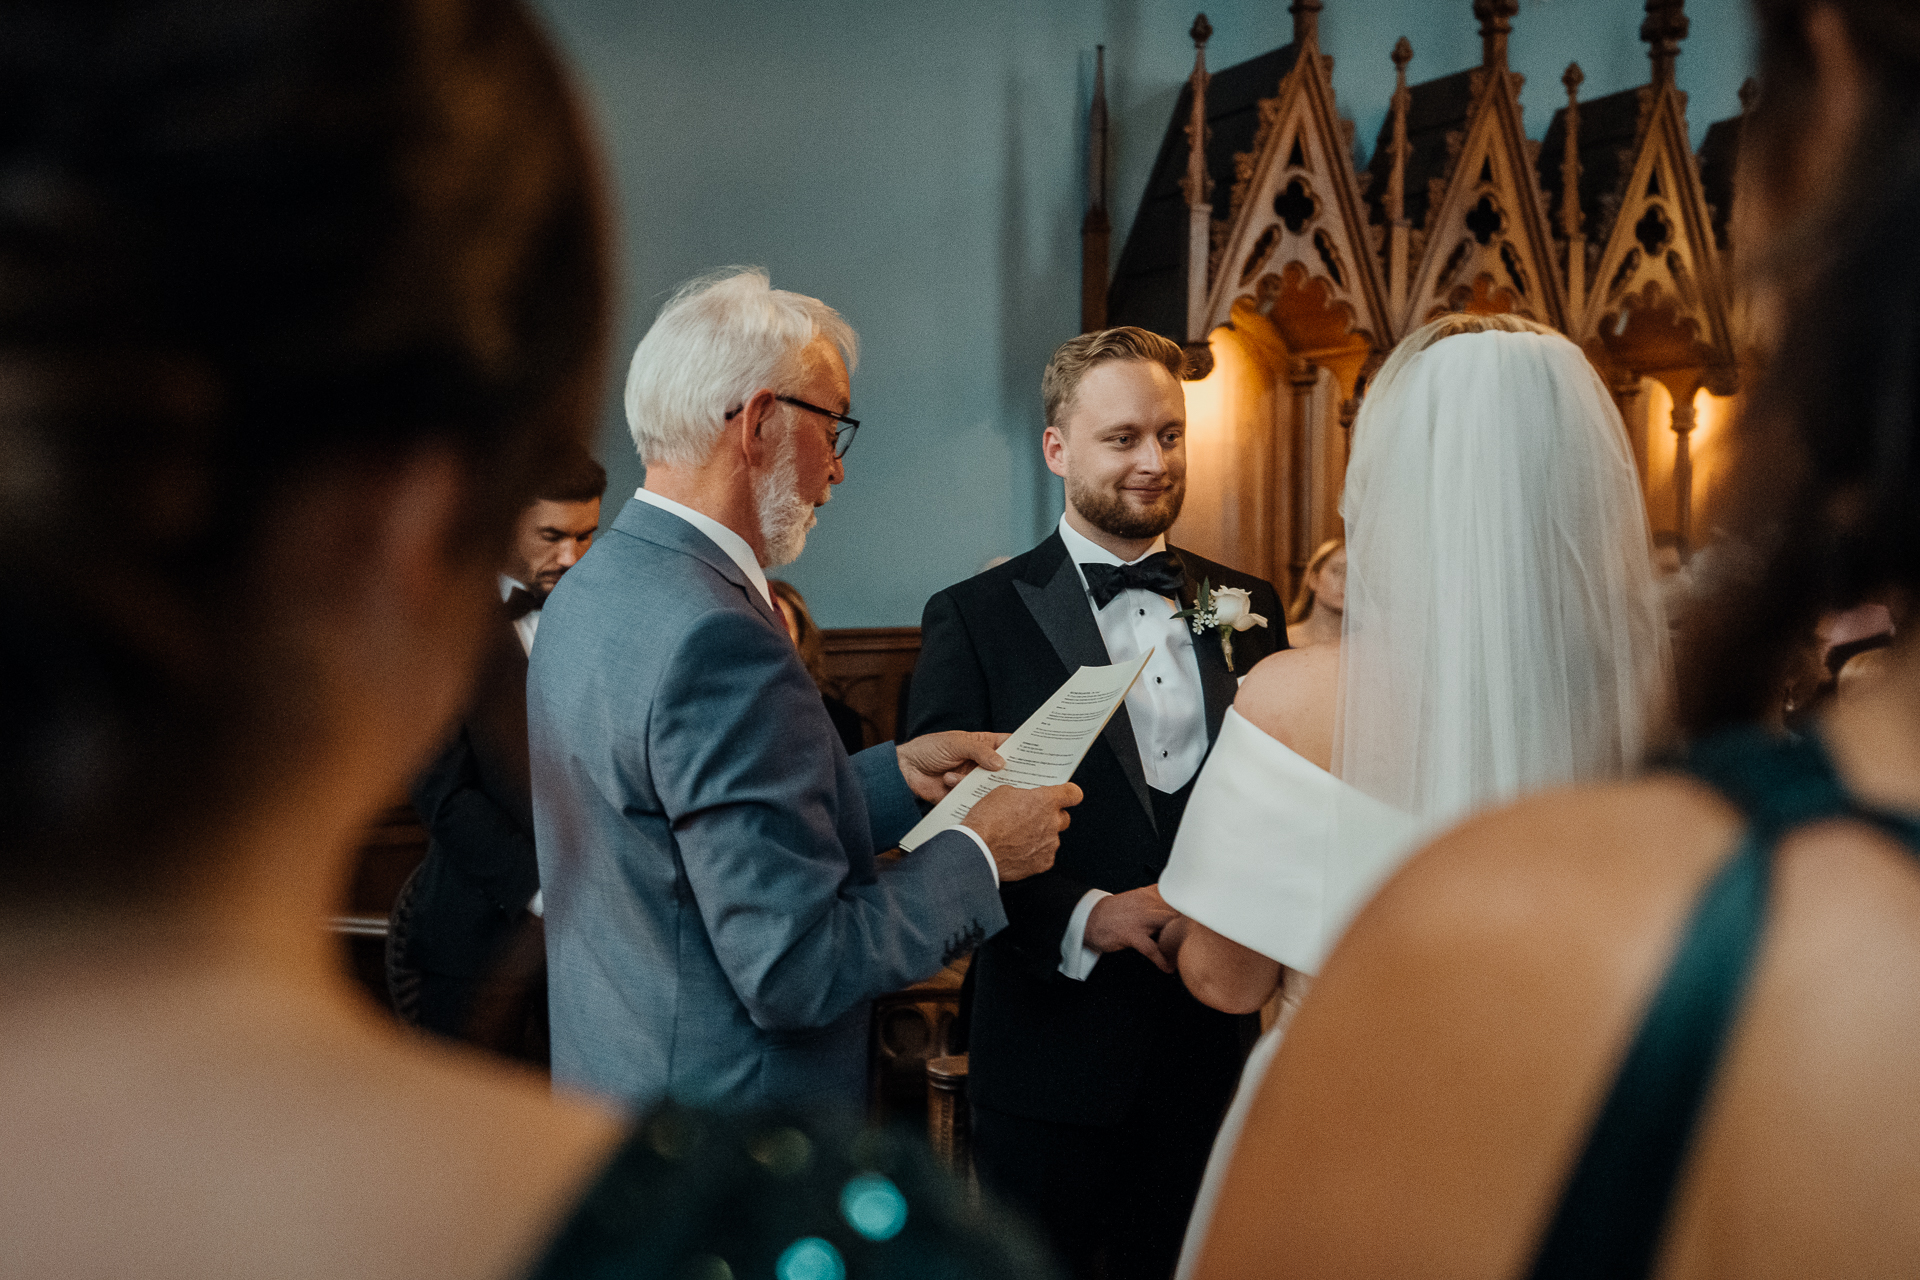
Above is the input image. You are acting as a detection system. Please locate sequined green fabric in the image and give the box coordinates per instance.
[525,1106,1059,1280]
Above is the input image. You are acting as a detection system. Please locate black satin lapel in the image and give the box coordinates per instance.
[1013,547,1155,823]
[1013,545,1109,673]
[1173,548,1239,744]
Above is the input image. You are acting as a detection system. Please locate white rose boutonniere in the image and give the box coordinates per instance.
[1172,579,1269,672]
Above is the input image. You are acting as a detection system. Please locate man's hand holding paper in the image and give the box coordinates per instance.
[962,782,1082,882]
[893,654,1151,883]
[896,730,1010,802]
[893,727,1080,883]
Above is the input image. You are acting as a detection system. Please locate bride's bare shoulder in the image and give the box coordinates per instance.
[1233,646,1339,755]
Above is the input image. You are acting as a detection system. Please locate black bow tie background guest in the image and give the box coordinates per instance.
[393,445,606,1062]
[908,327,1284,1280]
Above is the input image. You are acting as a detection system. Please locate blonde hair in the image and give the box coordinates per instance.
[1366,312,1561,398]
[1041,326,1185,432]
[1288,537,1346,624]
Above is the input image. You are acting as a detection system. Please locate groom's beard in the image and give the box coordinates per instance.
[1067,470,1186,541]
[755,433,820,569]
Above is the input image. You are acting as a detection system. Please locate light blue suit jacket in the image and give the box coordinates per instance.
[529,498,1006,1111]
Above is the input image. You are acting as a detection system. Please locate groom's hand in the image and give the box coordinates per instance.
[962,782,1081,882]
[897,730,1009,803]
[1086,886,1181,973]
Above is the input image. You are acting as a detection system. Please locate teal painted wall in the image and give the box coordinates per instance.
[533,0,1755,628]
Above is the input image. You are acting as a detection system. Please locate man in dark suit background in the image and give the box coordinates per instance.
[908,327,1285,1280]
[396,445,606,1062]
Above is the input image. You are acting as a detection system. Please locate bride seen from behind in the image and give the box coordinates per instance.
[1163,313,1670,1019]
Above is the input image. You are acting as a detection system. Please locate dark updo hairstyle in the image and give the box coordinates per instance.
[1681,0,1920,733]
[0,0,607,910]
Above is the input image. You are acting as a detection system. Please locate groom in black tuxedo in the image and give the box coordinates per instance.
[908,327,1284,1279]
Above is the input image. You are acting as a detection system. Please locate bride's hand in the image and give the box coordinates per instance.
[1157,914,1192,965]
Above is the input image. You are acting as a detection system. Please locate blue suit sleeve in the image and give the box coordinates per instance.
[850,741,924,851]
[651,608,1006,1032]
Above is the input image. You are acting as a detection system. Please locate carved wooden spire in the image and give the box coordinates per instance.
[1080,46,1111,332]
[1474,0,1519,69]
[1385,38,1412,224]
[1182,13,1215,369]
[1179,14,1213,210]
[1290,0,1322,50]
[1641,0,1688,86]
[1561,62,1587,316]
[1386,36,1414,322]
[1088,46,1108,216]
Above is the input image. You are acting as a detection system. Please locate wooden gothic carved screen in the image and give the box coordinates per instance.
[1102,0,1746,590]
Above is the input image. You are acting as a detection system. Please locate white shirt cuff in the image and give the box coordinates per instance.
[528,890,544,918]
[945,824,999,887]
[1058,888,1110,980]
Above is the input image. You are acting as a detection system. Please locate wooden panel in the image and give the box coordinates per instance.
[820,626,921,749]
[870,958,967,1130]
[345,802,429,916]
[333,801,427,1016]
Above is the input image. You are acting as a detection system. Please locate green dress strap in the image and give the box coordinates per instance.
[1523,727,1918,1280]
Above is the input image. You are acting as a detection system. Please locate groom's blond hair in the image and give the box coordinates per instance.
[1042,326,1185,432]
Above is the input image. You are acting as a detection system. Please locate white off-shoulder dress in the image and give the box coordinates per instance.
[1160,706,1424,1279]
[1160,706,1421,974]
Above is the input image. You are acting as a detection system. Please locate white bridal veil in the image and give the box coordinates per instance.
[1336,322,1671,830]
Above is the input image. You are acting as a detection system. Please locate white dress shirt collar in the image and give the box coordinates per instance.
[499,574,539,656]
[634,487,774,609]
[1057,512,1168,579]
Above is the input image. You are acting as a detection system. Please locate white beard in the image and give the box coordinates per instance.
[755,433,819,569]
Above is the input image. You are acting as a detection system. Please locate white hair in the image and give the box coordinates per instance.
[624,266,859,468]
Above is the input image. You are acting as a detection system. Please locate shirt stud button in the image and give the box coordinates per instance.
[1137,608,1145,616]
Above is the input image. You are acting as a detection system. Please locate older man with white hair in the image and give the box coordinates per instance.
[528,267,1080,1111]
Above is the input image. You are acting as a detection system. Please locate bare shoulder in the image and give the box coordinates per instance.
[1233,646,1339,766]
[1346,778,1740,975]
[1239,643,1332,686]
[1195,775,1920,1279]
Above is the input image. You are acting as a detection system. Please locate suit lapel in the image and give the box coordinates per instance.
[615,497,788,634]
[1171,547,1239,745]
[1013,534,1155,824]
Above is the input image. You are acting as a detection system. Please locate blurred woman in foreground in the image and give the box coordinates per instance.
[1186,2,1920,1276]
[0,3,1045,1277]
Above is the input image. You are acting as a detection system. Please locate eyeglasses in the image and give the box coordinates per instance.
[726,394,861,459]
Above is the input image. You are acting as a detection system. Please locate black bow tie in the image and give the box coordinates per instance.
[1081,552,1184,609]
[505,587,545,621]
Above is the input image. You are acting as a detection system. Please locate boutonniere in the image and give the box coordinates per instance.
[1172,580,1269,672]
